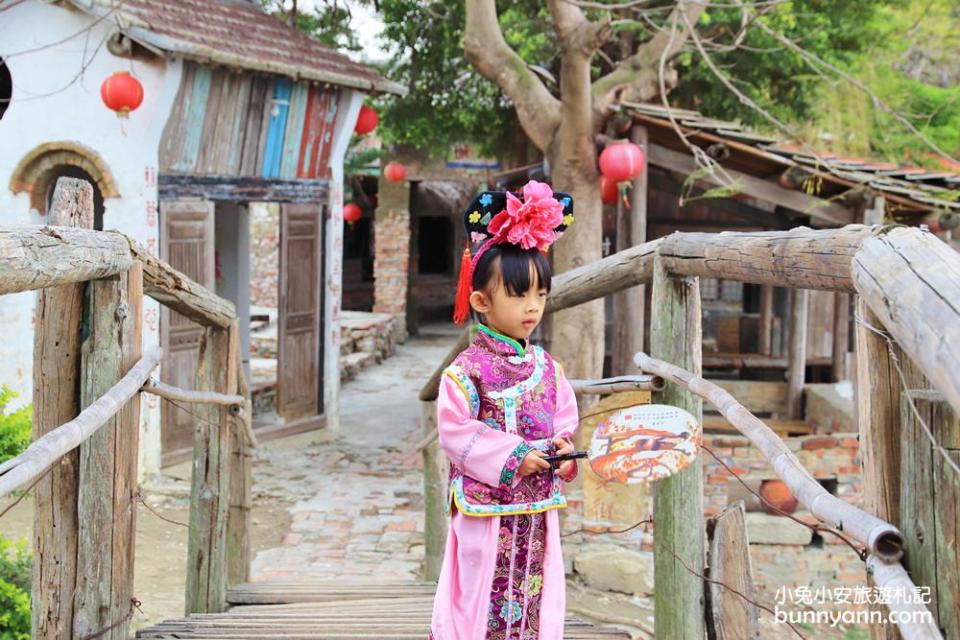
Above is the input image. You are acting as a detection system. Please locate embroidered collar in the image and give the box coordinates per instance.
[475,323,527,358]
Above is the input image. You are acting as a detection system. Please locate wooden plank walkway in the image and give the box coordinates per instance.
[136,581,632,639]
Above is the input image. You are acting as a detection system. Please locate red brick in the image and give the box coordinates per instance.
[801,435,839,450]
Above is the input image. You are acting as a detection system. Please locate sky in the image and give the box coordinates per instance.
[297,0,391,63]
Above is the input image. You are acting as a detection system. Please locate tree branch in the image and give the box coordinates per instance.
[463,0,562,151]
[591,1,706,118]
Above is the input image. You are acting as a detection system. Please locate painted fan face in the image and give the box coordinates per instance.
[588,404,702,484]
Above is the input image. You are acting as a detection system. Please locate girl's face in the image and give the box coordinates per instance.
[469,262,547,341]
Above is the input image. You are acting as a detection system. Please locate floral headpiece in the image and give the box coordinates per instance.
[453,180,574,324]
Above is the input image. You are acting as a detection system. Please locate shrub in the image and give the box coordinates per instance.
[0,386,31,465]
[0,536,30,640]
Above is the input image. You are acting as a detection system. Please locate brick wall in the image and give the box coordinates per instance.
[250,202,279,308]
[563,429,867,599]
[373,177,411,336]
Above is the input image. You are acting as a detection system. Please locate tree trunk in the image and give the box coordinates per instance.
[548,146,604,380]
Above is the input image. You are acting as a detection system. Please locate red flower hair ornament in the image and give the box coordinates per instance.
[452,180,574,324]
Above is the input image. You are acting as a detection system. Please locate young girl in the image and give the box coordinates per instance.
[429,181,580,640]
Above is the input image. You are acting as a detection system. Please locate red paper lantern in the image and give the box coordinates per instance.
[343,202,362,225]
[601,176,619,205]
[759,479,799,515]
[100,71,144,118]
[354,105,379,135]
[384,161,406,182]
[599,141,645,183]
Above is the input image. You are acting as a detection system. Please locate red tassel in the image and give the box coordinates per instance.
[452,244,473,325]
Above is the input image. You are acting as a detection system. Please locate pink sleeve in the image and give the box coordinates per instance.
[553,365,580,482]
[436,373,532,490]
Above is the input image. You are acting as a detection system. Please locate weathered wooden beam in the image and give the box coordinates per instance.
[853,300,928,531]
[647,142,855,225]
[126,238,236,328]
[31,177,90,639]
[852,225,960,417]
[226,358,253,588]
[186,321,239,614]
[419,238,662,401]
[0,348,161,499]
[421,400,447,582]
[658,225,871,292]
[0,225,132,295]
[707,501,759,640]
[636,351,906,561]
[787,288,809,420]
[649,256,705,640]
[158,174,329,203]
[900,390,959,639]
[73,263,143,639]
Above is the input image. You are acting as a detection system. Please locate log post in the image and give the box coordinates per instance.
[226,357,252,587]
[758,285,774,357]
[899,389,959,639]
[787,288,808,420]
[832,292,850,381]
[186,321,239,613]
[421,399,447,581]
[707,501,759,640]
[650,255,705,639]
[612,125,648,374]
[31,177,91,639]
[73,262,143,639]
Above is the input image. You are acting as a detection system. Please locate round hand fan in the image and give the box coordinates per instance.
[585,404,701,484]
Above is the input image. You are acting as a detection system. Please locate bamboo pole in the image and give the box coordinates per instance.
[0,348,162,499]
[649,256,705,640]
[31,178,91,639]
[186,321,239,614]
[634,352,906,561]
[865,556,944,640]
[73,263,143,639]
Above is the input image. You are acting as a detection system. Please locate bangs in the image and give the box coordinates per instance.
[499,246,552,295]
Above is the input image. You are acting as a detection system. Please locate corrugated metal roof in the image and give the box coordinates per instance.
[623,101,960,214]
[70,0,406,95]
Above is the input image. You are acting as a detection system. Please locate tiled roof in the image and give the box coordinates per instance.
[71,0,405,95]
[623,102,960,215]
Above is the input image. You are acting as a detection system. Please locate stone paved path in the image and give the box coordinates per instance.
[250,326,456,582]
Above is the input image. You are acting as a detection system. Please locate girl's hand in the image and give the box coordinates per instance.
[554,436,577,481]
[518,449,551,477]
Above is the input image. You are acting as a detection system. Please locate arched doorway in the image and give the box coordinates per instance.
[9,142,118,227]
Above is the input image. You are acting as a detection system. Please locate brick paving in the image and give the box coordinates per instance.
[250,326,456,582]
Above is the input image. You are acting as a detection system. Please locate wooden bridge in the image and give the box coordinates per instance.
[0,178,956,639]
[136,582,631,638]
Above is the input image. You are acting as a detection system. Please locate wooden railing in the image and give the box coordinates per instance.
[0,179,253,639]
[420,223,957,640]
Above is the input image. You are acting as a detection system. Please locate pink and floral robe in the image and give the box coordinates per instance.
[429,324,579,640]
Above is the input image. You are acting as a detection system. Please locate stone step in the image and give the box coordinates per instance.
[340,351,376,381]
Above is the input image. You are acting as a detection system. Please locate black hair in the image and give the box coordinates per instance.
[472,243,552,296]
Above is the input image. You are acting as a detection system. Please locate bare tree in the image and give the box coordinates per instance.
[464,0,704,379]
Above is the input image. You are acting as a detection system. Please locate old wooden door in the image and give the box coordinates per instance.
[277,203,324,423]
[160,200,215,463]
